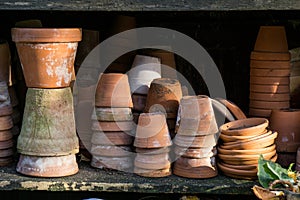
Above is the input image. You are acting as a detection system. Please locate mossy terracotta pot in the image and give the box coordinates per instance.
[250,51,291,61]
[91,155,133,171]
[144,78,182,118]
[270,109,300,152]
[250,84,290,93]
[250,60,291,69]
[16,154,78,177]
[17,88,79,156]
[91,131,133,146]
[0,41,11,84]
[254,26,288,53]
[95,73,133,108]
[219,117,269,136]
[134,112,172,148]
[11,28,82,88]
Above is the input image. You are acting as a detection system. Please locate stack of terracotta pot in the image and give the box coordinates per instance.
[249,26,290,118]
[91,73,134,171]
[217,118,278,179]
[12,28,81,177]
[172,95,219,178]
[128,55,161,125]
[133,112,172,177]
[144,78,182,138]
[0,82,14,166]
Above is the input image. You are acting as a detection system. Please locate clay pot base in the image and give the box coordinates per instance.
[219,129,268,143]
[134,158,171,170]
[91,155,133,171]
[217,162,257,178]
[93,107,133,122]
[90,145,132,157]
[91,131,133,146]
[218,149,276,162]
[134,167,171,178]
[219,117,269,136]
[217,144,276,156]
[16,154,79,177]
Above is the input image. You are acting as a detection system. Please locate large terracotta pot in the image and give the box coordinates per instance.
[11,28,82,88]
[250,60,291,69]
[250,51,291,61]
[17,88,79,156]
[270,109,300,152]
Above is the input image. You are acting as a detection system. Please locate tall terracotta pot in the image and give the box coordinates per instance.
[11,28,82,88]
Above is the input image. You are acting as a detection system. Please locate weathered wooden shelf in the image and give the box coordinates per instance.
[0,160,257,195]
[0,0,299,11]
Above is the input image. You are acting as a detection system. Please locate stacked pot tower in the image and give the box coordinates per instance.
[11,28,82,177]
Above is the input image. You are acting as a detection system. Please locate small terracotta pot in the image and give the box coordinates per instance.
[93,107,133,122]
[250,51,291,61]
[270,109,300,152]
[174,133,218,148]
[134,153,170,170]
[134,112,172,148]
[249,92,290,101]
[219,117,269,136]
[174,146,216,159]
[91,131,133,146]
[254,26,288,53]
[16,154,79,177]
[11,28,82,88]
[92,120,134,132]
[128,55,161,95]
[132,93,147,112]
[17,88,79,156]
[250,60,291,69]
[91,155,133,171]
[0,41,11,84]
[177,117,218,136]
[0,115,13,131]
[95,73,133,108]
[134,166,171,177]
[178,95,214,118]
[250,76,289,85]
[90,145,132,157]
[173,156,217,179]
[250,84,290,93]
[249,107,272,118]
[249,100,289,109]
[144,78,182,116]
[250,68,290,77]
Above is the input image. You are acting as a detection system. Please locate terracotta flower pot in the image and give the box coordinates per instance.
[17,88,79,156]
[249,92,290,101]
[11,28,82,88]
[219,117,269,136]
[270,109,300,152]
[92,120,134,132]
[177,117,218,136]
[91,155,133,171]
[0,41,11,84]
[174,134,218,148]
[249,107,272,118]
[250,68,290,77]
[250,76,289,85]
[250,51,291,61]
[95,73,133,108]
[144,78,182,118]
[0,157,13,167]
[249,100,289,109]
[91,131,133,146]
[134,112,172,148]
[250,84,290,93]
[93,107,133,121]
[174,146,216,159]
[16,154,78,177]
[250,60,291,69]
[134,152,171,170]
[135,146,170,154]
[254,26,288,53]
[134,166,171,178]
[90,145,132,157]
[128,55,161,95]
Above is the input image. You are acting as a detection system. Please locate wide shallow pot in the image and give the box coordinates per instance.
[270,109,300,152]
[17,88,79,156]
[217,162,257,180]
[219,129,268,143]
[217,144,276,156]
[16,154,78,177]
[95,73,133,108]
[11,28,82,88]
[134,112,172,148]
[253,26,288,53]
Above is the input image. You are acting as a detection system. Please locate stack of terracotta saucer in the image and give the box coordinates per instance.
[128,55,161,125]
[144,78,182,138]
[173,95,219,178]
[217,118,278,179]
[0,82,14,166]
[91,73,134,171]
[133,112,172,177]
[249,26,291,118]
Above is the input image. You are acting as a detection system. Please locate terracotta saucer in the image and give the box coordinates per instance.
[217,162,257,179]
[249,84,290,93]
[250,60,291,69]
[219,117,269,136]
[93,107,133,122]
[174,146,216,159]
[250,51,291,61]
[214,98,247,120]
[92,120,134,132]
[219,129,268,143]
[0,104,13,117]
[250,68,290,77]
[249,100,289,110]
[16,154,79,177]
[219,162,257,171]
[90,145,132,157]
[134,166,172,178]
[0,115,13,131]
[0,129,13,141]
[91,155,133,171]
[91,131,133,146]
[218,149,276,161]
[174,133,217,148]
[220,152,277,166]
[249,92,290,101]
[217,144,276,155]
